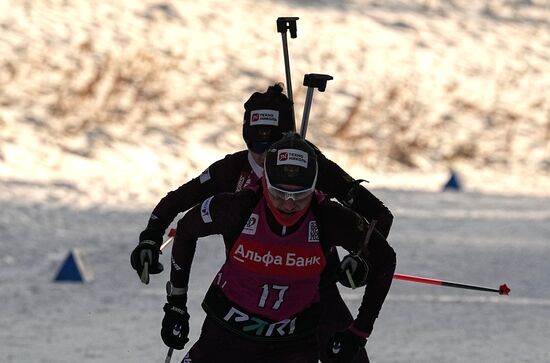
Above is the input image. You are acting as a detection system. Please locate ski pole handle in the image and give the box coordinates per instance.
[164,347,174,363]
[140,229,176,284]
[140,261,150,284]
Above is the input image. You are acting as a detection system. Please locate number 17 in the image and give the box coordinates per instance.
[258,284,289,310]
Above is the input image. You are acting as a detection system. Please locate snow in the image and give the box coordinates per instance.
[1,0,549,362]
[2,190,549,362]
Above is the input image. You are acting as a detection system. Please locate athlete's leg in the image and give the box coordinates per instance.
[183,317,250,363]
[251,334,318,363]
[185,316,319,363]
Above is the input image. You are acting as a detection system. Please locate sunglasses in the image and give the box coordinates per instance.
[264,167,317,201]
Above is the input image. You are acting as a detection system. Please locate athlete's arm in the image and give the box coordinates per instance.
[309,141,393,238]
[139,152,247,245]
[169,190,258,288]
[317,200,396,336]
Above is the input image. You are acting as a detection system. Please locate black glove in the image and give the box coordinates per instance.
[327,329,367,362]
[338,254,369,288]
[161,296,190,350]
[130,240,163,280]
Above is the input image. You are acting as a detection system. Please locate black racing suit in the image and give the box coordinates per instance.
[169,188,396,362]
[140,147,393,362]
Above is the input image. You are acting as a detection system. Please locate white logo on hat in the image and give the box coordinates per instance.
[250,109,279,126]
[277,149,308,168]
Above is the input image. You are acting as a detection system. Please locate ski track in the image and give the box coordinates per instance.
[1,189,549,362]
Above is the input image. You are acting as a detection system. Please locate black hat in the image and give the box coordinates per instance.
[264,133,318,191]
[243,83,294,153]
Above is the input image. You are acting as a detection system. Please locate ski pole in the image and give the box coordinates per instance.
[160,228,177,251]
[348,222,511,296]
[152,233,512,296]
[164,347,174,363]
[276,17,299,131]
[394,273,511,295]
[300,73,333,138]
[140,228,177,284]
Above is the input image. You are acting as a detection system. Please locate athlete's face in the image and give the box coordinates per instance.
[266,184,314,215]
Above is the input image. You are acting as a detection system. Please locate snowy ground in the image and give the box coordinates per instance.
[1,187,549,363]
